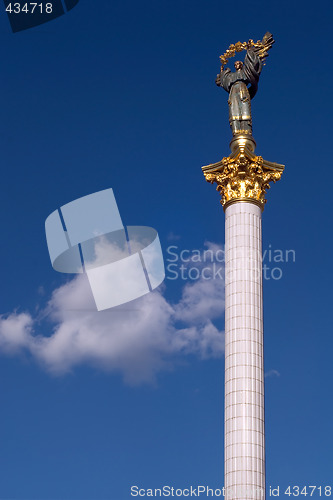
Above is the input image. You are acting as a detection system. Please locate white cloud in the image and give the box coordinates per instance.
[174,278,225,323]
[166,231,181,241]
[265,369,280,378]
[0,313,34,354]
[0,243,225,385]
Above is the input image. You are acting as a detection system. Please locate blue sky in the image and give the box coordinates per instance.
[0,0,332,498]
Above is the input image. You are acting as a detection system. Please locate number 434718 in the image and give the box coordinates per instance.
[6,3,53,13]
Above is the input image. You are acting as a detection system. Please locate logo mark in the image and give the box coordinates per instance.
[45,189,165,310]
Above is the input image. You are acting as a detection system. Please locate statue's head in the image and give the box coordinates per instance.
[234,61,243,71]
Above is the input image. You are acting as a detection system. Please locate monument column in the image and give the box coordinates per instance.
[224,200,264,498]
[201,32,284,500]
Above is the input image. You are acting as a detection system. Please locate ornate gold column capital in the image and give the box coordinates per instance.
[202,135,284,211]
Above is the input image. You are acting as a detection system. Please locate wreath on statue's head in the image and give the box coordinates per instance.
[219,34,274,70]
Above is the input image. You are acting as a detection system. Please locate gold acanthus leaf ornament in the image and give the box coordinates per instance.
[202,146,284,210]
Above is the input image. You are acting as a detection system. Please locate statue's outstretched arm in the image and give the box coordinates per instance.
[216,68,232,92]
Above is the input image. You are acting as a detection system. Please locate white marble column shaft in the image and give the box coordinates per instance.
[224,201,265,500]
